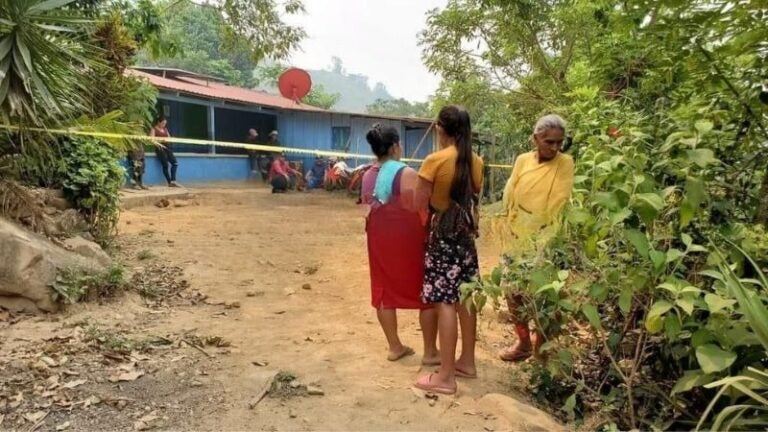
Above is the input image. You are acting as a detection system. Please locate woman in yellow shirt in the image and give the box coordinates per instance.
[498,114,575,362]
[414,105,484,395]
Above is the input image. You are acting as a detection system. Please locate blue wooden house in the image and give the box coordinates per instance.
[128,67,435,185]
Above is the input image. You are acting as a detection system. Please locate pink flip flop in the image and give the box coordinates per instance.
[414,373,457,395]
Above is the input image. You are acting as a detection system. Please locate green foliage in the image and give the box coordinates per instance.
[50,263,126,304]
[135,0,306,86]
[137,249,156,261]
[428,0,768,429]
[303,84,340,110]
[0,0,103,124]
[61,137,125,245]
[366,98,432,118]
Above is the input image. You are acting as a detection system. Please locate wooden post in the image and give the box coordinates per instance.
[490,134,498,198]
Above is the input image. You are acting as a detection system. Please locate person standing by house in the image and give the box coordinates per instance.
[268,130,280,147]
[151,116,180,188]
[127,142,148,190]
[361,124,439,365]
[497,114,575,362]
[414,105,484,395]
[244,128,261,178]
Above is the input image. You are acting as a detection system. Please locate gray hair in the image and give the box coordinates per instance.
[533,114,567,136]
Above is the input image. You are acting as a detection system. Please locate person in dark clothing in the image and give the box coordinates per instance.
[127,143,148,189]
[151,116,180,187]
[268,130,280,147]
[245,128,262,177]
[305,157,327,189]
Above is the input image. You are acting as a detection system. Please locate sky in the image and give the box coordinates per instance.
[285,0,447,102]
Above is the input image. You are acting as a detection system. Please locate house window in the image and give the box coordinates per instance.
[331,126,351,151]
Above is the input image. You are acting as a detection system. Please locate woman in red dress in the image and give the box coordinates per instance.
[362,124,439,364]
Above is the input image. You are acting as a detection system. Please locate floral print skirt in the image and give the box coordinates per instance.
[421,206,480,304]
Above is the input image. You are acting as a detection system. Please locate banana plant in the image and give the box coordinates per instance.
[695,244,768,431]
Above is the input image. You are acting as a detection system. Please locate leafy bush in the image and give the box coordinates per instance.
[466,108,768,429]
[50,263,126,304]
[61,137,125,245]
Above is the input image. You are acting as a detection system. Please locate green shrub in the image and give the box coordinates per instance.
[61,137,125,246]
[50,263,126,304]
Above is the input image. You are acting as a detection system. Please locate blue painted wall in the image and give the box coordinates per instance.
[124,154,250,186]
[150,93,434,182]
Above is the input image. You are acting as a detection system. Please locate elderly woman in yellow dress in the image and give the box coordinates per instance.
[497,114,575,362]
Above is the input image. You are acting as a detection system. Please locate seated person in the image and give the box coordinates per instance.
[305,157,327,189]
[268,153,301,193]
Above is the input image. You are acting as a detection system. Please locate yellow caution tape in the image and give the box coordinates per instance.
[0,124,515,169]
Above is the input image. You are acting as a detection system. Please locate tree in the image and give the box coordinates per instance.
[366,98,431,118]
[0,0,103,124]
[304,84,340,110]
[423,0,768,429]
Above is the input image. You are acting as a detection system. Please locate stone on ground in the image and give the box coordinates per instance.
[478,393,566,432]
[0,218,107,312]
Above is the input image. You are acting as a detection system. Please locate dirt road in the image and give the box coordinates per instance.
[2,185,561,431]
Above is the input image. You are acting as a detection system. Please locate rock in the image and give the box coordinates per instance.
[155,199,170,208]
[46,196,71,211]
[477,393,564,432]
[301,283,312,290]
[54,209,89,236]
[307,385,324,396]
[63,236,112,267]
[246,291,256,297]
[0,218,106,312]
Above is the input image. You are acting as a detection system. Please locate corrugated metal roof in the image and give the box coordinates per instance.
[127,69,327,112]
[127,67,434,125]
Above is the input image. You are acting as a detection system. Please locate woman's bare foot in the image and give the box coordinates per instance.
[387,346,415,362]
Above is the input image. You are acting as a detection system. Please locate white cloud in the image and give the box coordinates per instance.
[285,0,446,102]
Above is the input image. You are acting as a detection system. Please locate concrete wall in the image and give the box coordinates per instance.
[125,154,250,186]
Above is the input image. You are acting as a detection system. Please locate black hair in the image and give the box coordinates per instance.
[437,105,475,209]
[154,115,166,126]
[365,124,400,158]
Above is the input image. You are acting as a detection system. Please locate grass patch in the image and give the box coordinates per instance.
[50,263,126,304]
[137,249,156,261]
[269,370,307,399]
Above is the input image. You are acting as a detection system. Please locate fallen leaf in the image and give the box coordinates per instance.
[464,409,478,416]
[82,395,101,407]
[40,356,58,367]
[251,360,269,367]
[62,379,87,389]
[301,283,312,290]
[274,310,286,315]
[109,370,144,382]
[56,421,71,431]
[24,410,48,423]
[0,414,4,426]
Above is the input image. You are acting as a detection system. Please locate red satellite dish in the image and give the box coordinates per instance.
[278,68,312,103]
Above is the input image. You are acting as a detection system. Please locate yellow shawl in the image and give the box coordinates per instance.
[495,151,574,254]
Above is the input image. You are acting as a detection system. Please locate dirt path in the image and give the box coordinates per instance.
[2,185,561,431]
